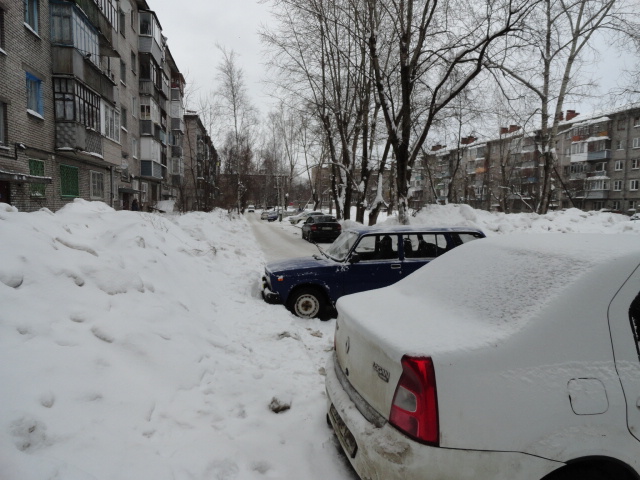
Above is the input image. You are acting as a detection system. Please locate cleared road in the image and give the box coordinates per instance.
[246,212,321,262]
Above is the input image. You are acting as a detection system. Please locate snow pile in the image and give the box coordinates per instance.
[1,200,639,480]
[408,203,640,235]
[0,200,343,480]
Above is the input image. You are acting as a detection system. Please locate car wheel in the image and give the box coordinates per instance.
[289,287,325,319]
[544,466,611,480]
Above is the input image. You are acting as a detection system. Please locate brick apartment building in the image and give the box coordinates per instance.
[0,0,216,213]
[420,106,640,215]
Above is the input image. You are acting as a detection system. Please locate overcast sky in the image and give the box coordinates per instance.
[148,0,274,116]
[146,0,632,125]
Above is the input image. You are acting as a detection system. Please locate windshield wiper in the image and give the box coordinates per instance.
[314,242,330,259]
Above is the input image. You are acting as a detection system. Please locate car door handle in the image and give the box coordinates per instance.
[390,264,401,269]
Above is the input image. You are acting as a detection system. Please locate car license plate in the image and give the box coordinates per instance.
[329,404,358,458]
[322,227,333,230]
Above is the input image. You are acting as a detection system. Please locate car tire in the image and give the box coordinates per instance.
[544,466,612,480]
[288,287,326,319]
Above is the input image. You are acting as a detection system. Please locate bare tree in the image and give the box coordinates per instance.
[214,46,259,212]
[488,0,639,213]
[365,0,538,223]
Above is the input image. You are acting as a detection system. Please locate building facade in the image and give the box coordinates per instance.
[421,105,640,215]
[0,0,211,213]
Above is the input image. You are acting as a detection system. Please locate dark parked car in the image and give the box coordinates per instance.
[267,211,279,222]
[301,215,341,243]
[261,225,485,319]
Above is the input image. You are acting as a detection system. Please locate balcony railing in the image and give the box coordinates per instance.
[140,160,164,179]
[586,150,611,161]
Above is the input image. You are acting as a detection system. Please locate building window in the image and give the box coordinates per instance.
[630,200,637,212]
[634,117,640,127]
[131,52,136,75]
[131,96,138,118]
[29,159,45,196]
[24,0,39,33]
[0,8,6,51]
[614,180,623,191]
[53,78,100,129]
[50,4,99,66]
[60,164,79,197]
[617,119,626,130]
[616,139,624,150]
[141,182,148,203]
[119,9,126,37]
[633,137,640,149]
[90,171,104,199]
[632,159,639,169]
[615,160,624,171]
[120,59,126,84]
[588,179,609,191]
[593,201,605,210]
[121,106,128,130]
[26,72,43,116]
[102,102,120,142]
[631,180,639,191]
[612,200,622,211]
[131,137,138,158]
[0,101,7,146]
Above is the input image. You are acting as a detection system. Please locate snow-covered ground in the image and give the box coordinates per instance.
[1,200,639,480]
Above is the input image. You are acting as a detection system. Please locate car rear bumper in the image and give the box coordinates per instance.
[325,354,561,480]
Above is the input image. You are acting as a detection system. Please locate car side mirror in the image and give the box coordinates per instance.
[349,253,361,264]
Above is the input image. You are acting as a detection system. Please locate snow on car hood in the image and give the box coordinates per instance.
[337,234,640,359]
[266,255,337,274]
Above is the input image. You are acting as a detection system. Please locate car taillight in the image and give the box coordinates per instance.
[311,225,318,231]
[389,356,439,445]
[337,224,341,231]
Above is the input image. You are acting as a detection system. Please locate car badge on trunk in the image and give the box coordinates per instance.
[373,362,390,383]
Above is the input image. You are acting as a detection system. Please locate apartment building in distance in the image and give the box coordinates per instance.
[0,0,214,213]
[420,105,640,215]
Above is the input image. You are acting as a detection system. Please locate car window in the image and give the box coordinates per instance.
[402,233,447,258]
[326,231,359,261]
[354,234,399,261]
[455,232,485,245]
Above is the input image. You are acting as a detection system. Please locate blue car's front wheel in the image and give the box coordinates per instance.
[289,287,325,319]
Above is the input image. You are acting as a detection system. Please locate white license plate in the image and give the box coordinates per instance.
[329,404,358,458]
[322,227,333,230]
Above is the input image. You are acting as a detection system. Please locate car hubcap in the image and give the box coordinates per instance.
[295,294,320,318]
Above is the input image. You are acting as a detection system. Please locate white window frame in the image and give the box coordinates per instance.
[102,102,120,142]
[616,139,624,150]
[141,182,148,203]
[615,160,624,171]
[633,137,640,149]
[612,200,622,211]
[90,171,105,199]
[131,137,138,158]
[613,180,623,191]
[630,180,639,191]
[632,159,639,170]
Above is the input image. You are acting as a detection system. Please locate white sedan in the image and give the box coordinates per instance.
[288,210,324,225]
[326,234,640,480]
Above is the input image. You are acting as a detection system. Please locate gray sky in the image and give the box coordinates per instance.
[148,0,274,116]
[147,0,632,123]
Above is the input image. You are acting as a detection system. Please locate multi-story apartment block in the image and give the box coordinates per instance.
[182,113,217,212]
[0,0,214,213]
[422,105,640,215]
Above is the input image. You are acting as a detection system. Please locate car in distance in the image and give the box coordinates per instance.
[288,210,324,225]
[246,205,255,212]
[260,210,271,220]
[301,215,341,243]
[261,225,485,319]
[266,210,279,222]
[326,234,640,480]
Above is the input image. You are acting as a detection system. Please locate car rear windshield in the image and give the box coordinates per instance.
[316,216,337,222]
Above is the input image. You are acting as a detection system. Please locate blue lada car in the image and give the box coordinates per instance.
[261,225,485,319]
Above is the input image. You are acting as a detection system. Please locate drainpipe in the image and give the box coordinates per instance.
[110,166,115,208]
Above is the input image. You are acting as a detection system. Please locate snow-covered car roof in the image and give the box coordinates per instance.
[337,234,640,359]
